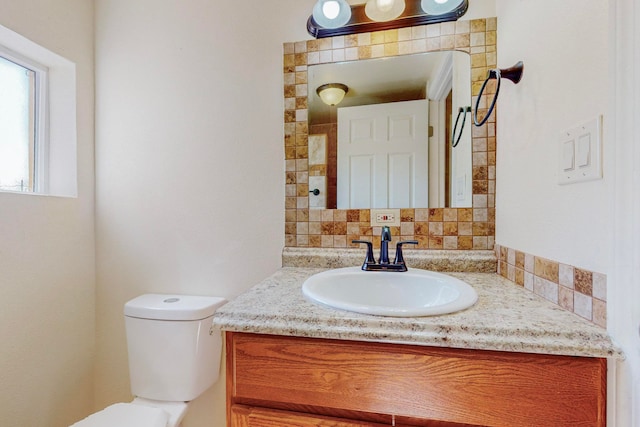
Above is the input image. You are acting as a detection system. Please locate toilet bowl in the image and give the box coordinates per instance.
[70,294,226,427]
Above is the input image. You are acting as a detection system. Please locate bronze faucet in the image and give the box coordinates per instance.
[353,226,417,272]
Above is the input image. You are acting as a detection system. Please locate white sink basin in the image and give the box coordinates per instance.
[302,267,478,317]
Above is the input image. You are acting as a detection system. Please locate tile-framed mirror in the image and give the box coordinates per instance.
[284,18,497,250]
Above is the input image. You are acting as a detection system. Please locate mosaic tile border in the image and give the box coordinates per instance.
[284,18,498,250]
[496,244,607,328]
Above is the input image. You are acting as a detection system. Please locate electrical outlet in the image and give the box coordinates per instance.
[370,209,401,227]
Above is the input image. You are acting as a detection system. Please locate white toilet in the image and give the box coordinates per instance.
[71,293,227,427]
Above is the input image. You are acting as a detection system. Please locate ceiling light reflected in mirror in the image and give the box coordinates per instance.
[317,83,349,106]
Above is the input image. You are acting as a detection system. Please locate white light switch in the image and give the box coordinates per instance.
[577,133,591,167]
[558,116,602,185]
[562,140,575,171]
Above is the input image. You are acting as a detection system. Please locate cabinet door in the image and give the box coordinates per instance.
[230,405,387,427]
[227,333,606,427]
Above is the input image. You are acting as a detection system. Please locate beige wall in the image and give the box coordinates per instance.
[494,0,610,273]
[0,0,96,426]
[494,1,640,424]
[94,1,315,426]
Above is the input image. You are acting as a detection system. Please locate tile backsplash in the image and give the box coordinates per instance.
[284,18,497,250]
[496,244,607,328]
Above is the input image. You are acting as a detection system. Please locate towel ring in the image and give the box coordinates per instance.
[451,106,471,148]
[473,61,524,127]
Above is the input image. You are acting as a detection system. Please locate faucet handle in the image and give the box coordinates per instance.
[394,240,418,268]
[352,240,376,269]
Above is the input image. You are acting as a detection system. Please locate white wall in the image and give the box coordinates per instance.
[494,0,610,273]
[495,0,640,425]
[0,1,96,426]
[608,0,640,425]
[93,1,315,426]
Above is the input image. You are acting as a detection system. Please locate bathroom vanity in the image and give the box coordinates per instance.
[214,265,621,427]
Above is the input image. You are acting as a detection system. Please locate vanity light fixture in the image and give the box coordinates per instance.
[312,0,352,29]
[317,83,349,106]
[365,0,406,22]
[307,0,468,38]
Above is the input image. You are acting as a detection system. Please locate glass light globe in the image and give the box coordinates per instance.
[312,0,352,29]
[421,0,464,15]
[364,0,405,22]
[316,83,349,106]
[376,0,394,12]
[322,1,340,19]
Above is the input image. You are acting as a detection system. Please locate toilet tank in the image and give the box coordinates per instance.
[124,294,227,402]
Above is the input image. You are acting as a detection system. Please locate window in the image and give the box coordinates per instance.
[0,23,77,198]
[0,48,47,193]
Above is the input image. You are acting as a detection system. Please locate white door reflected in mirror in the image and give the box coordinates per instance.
[337,100,429,209]
[308,50,472,209]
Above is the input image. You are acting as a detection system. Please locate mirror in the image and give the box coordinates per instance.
[307,50,472,210]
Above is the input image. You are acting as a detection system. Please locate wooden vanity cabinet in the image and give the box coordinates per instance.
[226,332,606,427]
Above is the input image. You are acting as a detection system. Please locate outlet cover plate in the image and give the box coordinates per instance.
[371,209,401,227]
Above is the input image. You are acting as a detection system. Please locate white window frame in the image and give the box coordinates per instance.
[0,44,49,193]
[0,23,77,198]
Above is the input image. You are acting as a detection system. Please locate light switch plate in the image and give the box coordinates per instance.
[558,116,603,185]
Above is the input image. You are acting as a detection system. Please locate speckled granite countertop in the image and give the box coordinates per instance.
[282,247,497,272]
[213,267,623,359]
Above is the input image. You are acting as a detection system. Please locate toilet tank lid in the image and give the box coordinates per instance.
[124,294,227,321]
